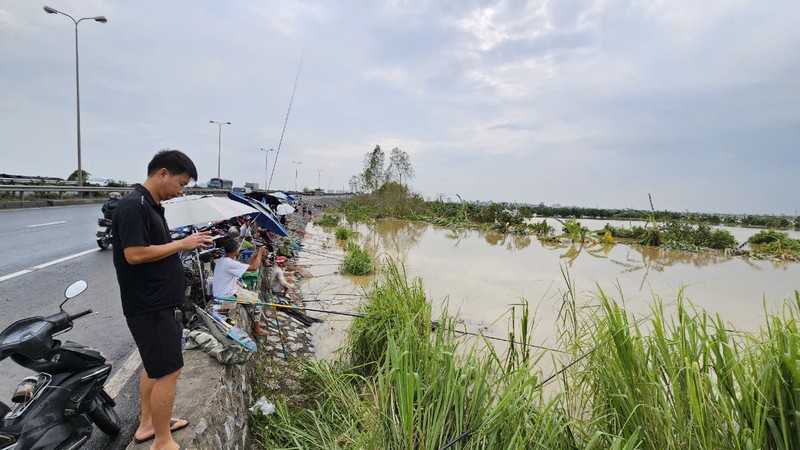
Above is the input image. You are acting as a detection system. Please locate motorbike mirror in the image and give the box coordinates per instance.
[64,280,88,299]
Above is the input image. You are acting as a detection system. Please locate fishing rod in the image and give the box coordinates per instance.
[267,54,303,191]
[215,296,368,318]
[214,297,570,354]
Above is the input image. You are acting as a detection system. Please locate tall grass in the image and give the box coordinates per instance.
[340,242,375,275]
[314,212,341,227]
[334,225,354,241]
[252,262,800,449]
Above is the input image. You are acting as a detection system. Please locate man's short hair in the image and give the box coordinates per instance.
[147,149,198,181]
[220,237,238,255]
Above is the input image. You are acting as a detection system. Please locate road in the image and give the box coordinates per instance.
[0,205,143,449]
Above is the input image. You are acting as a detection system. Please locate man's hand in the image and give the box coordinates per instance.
[180,231,213,251]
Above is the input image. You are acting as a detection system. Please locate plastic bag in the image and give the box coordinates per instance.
[249,396,276,416]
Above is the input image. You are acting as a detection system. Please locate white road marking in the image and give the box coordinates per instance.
[0,248,100,283]
[26,220,67,228]
[105,350,142,399]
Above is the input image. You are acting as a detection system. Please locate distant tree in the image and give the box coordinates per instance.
[67,169,91,183]
[386,147,414,186]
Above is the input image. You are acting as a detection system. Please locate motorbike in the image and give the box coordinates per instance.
[95,218,112,250]
[0,281,119,449]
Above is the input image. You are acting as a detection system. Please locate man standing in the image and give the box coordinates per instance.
[112,150,212,450]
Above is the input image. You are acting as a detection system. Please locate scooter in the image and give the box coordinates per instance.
[0,280,119,449]
[96,218,112,250]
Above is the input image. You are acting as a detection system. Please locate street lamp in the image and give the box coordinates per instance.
[291,161,301,192]
[328,176,333,192]
[43,5,107,187]
[209,120,231,180]
[317,169,324,190]
[259,148,274,190]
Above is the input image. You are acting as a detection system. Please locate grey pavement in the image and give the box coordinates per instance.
[0,204,103,276]
[0,204,143,449]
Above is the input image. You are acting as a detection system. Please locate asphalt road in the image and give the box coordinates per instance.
[0,205,142,449]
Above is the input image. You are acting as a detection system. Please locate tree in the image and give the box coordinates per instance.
[386,147,414,186]
[67,170,91,183]
[362,145,385,192]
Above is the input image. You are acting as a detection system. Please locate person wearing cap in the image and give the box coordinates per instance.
[212,237,269,337]
[269,256,298,298]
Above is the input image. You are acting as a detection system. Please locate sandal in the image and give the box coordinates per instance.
[132,418,190,444]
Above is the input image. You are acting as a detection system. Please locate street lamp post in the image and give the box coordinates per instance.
[260,148,274,190]
[43,6,107,187]
[328,176,333,192]
[209,120,231,180]
[291,161,302,192]
[317,169,324,190]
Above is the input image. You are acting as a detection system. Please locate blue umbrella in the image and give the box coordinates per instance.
[227,192,288,236]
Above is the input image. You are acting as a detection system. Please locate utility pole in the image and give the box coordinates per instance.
[209,120,231,180]
[260,148,274,190]
[317,169,324,190]
[291,161,302,191]
[43,6,107,186]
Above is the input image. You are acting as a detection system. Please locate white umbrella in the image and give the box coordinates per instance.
[268,191,288,200]
[276,203,295,216]
[162,195,258,228]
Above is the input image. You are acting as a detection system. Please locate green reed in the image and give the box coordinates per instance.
[252,261,800,449]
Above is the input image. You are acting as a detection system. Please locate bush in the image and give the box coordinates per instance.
[748,229,788,244]
[341,242,375,276]
[334,225,354,240]
[314,212,340,227]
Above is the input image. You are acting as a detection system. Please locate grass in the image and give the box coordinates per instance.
[340,242,375,275]
[314,212,341,227]
[334,225,354,241]
[251,261,800,449]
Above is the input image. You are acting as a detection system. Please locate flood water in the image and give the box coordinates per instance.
[299,219,800,361]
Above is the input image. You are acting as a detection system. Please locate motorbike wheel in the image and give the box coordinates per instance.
[96,237,110,250]
[88,390,120,436]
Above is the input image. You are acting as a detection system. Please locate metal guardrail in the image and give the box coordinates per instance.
[0,185,227,200]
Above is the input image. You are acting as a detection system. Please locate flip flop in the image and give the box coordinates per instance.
[133,418,190,444]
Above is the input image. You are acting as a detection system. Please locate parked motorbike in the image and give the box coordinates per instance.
[96,218,112,250]
[0,281,119,449]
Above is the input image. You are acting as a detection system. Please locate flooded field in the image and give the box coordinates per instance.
[300,219,800,360]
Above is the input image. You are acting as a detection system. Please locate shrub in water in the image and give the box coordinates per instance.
[334,225,353,240]
[314,212,340,227]
[341,242,374,276]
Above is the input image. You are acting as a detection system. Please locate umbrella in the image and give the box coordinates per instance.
[162,195,257,228]
[276,204,295,216]
[268,191,288,200]
[227,192,288,236]
[281,191,297,202]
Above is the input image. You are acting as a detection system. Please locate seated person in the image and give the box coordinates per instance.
[270,256,299,300]
[212,237,268,336]
[101,192,121,220]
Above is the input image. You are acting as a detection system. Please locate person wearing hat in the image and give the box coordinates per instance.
[101,191,122,220]
[212,237,269,336]
[269,255,298,298]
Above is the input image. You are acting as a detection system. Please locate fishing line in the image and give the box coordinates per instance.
[438,310,658,450]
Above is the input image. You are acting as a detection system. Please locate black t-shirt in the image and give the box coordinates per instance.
[111,184,184,316]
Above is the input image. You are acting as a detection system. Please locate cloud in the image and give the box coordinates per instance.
[1,0,799,213]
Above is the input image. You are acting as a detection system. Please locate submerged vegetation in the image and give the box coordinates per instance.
[333,225,354,241]
[252,262,800,449]
[748,230,800,261]
[340,242,375,275]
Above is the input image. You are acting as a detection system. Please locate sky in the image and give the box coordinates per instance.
[1,1,799,215]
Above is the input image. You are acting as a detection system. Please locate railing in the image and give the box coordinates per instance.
[0,185,227,200]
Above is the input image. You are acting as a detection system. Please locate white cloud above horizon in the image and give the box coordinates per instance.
[1,0,798,214]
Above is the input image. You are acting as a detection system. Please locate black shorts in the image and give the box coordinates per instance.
[126,307,184,379]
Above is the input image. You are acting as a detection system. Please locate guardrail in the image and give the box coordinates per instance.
[0,185,227,200]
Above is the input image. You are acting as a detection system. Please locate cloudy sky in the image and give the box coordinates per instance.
[1,1,798,214]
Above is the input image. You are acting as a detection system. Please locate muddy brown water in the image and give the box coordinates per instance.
[299,219,800,361]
